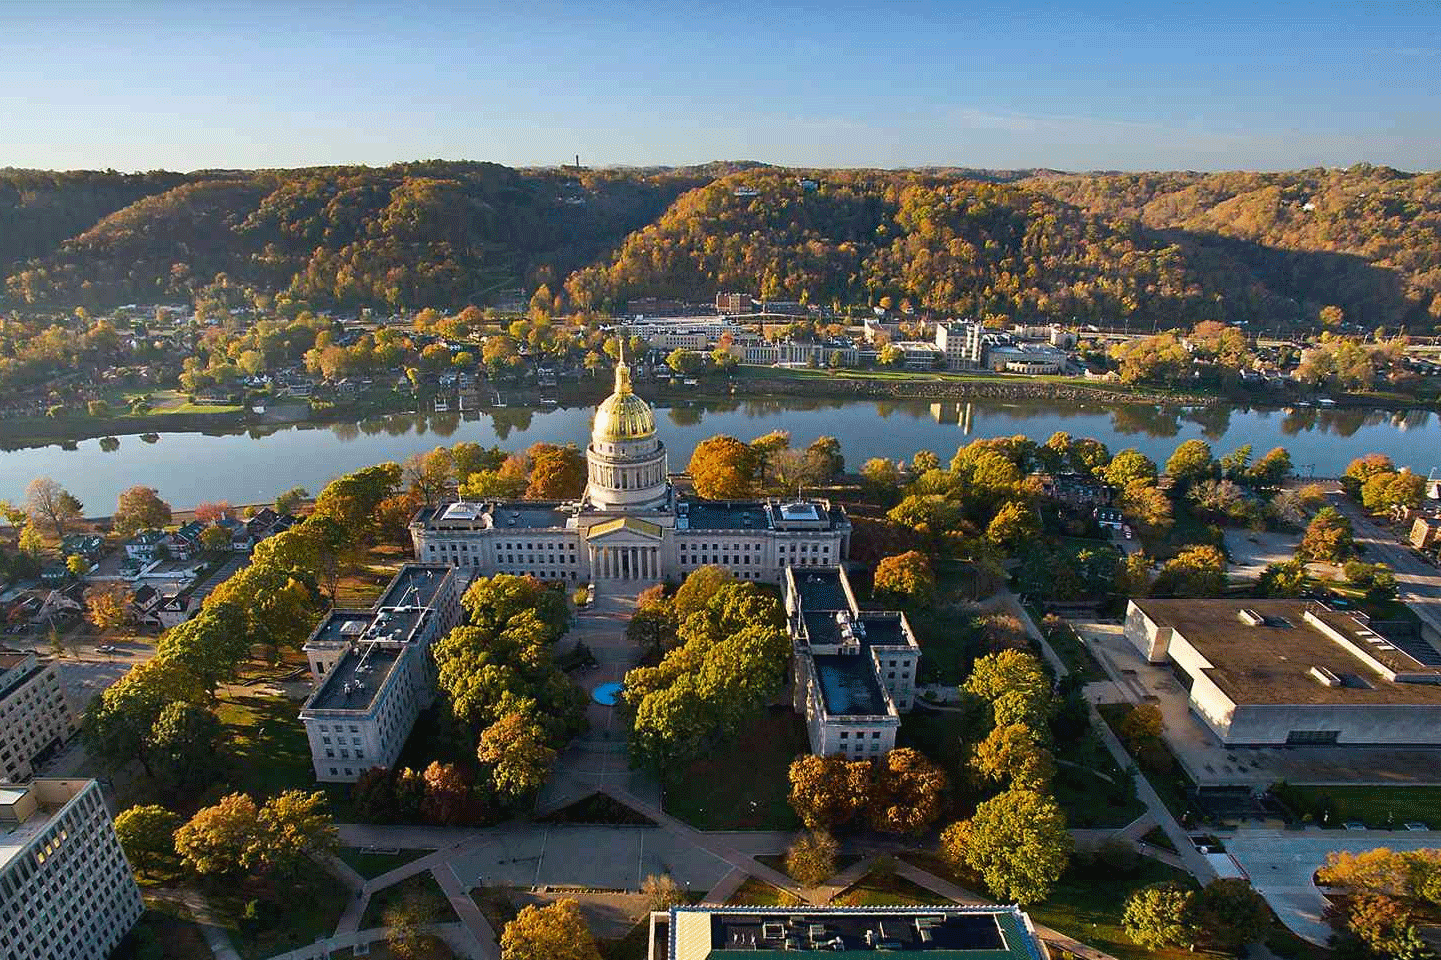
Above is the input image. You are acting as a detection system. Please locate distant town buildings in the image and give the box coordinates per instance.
[0,779,143,960]
[0,653,78,784]
[651,904,1047,959]
[299,564,461,783]
[787,566,920,757]
[1125,598,1441,746]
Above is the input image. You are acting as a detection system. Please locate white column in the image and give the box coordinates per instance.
[588,545,596,579]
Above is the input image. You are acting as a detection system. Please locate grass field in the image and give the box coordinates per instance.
[203,862,349,960]
[336,847,434,880]
[362,871,456,930]
[1277,784,1441,828]
[725,876,803,907]
[1098,703,1197,821]
[833,871,952,907]
[1025,859,1204,960]
[214,688,318,800]
[663,706,807,831]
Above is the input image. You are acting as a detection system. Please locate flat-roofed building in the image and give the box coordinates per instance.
[410,358,849,586]
[1124,598,1441,746]
[1410,515,1441,550]
[650,904,1047,960]
[786,566,921,757]
[935,320,984,369]
[0,778,143,960]
[0,652,78,784]
[299,564,461,782]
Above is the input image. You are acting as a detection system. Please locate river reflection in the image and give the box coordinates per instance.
[3,398,1435,509]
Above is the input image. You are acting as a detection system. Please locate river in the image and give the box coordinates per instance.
[1,398,1437,510]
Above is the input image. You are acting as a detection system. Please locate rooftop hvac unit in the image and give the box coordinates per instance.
[1309,665,1342,687]
[1238,609,1265,627]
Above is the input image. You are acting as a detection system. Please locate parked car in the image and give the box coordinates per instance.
[96,644,117,653]
[1404,822,1430,831]
[1343,821,1368,831]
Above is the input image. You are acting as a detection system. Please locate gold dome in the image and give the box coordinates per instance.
[593,358,655,443]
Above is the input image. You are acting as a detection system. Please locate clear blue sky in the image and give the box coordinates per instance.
[3,0,1438,172]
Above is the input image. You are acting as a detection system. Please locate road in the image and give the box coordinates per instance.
[1226,828,1441,944]
[1327,495,1441,640]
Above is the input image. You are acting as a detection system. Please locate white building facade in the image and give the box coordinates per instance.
[0,779,143,960]
[410,359,850,586]
[0,653,78,784]
[786,567,921,757]
[299,564,462,782]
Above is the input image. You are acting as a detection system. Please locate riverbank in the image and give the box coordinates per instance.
[0,366,1434,450]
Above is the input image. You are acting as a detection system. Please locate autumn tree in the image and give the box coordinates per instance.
[477,711,556,799]
[113,486,172,536]
[1154,545,1227,597]
[1104,449,1159,490]
[672,565,733,622]
[971,723,1055,791]
[868,748,948,834]
[274,486,309,515]
[403,447,454,506]
[174,793,264,875]
[785,830,839,886]
[873,551,935,603]
[964,650,1051,729]
[788,754,870,830]
[1119,480,1174,538]
[500,899,602,960]
[942,789,1072,904]
[641,873,685,912]
[986,500,1039,551]
[1343,453,1396,499]
[525,443,586,499]
[193,501,232,523]
[86,583,133,632]
[1258,558,1309,597]
[860,457,903,502]
[25,476,83,538]
[1300,507,1354,562]
[687,435,757,499]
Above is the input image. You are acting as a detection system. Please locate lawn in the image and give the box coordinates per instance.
[833,871,952,906]
[214,687,318,801]
[1051,735,1146,829]
[1027,858,1204,960]
[117,909,213,960]
[362,871,456,930]
[1034,613,1108,684]
[1275,784,1441,829]
[725,876,803,907]
[1098,703,1197,822]
[336,847,434,880]
[908,608,983,685]
[663,706,807,830]
[598,918,654,960]
[202,861,349,960]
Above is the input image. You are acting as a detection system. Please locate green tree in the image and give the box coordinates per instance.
[873,551,935,603]
[860,457,903,501]
[403,447,455,507]
[986,501,1039,551]
[258,789,339,876]
[149,701,223,787]
[964,650,1051,728]
[672,565,734,623]
[311,462,402,545]
[199,525,232,552]
[114,805,181,877]
[500,899,602,960]
[274,486,309,515]
[1195,878,1271,952]
[1258,558,1309,597]
[1105,449,1159,490]
[1165,439,1215,487]
[943,789,1072,904]
[113,485,173,537]
[1122,883,1198,950]
[666,348,703,375]
[1154,544,1227,597]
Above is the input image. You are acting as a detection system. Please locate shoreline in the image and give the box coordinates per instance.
[0,371,1434,449]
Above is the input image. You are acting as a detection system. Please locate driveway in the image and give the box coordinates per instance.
[1226,829,1441,944]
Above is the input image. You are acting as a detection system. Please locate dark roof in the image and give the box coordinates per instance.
[376,564,451,611]
[679,500,771,531]
[303,644,403,713]
[814,654,890,716]
[792,569,849,612]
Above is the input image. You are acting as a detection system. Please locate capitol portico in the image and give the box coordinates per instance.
[409,354,850,586]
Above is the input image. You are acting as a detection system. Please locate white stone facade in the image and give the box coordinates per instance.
[0,653,78,784]
[299,565,461,782]
[0,779,143,960]
[785,567,921,757]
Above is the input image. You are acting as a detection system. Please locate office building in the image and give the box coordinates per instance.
[0,653,78,784]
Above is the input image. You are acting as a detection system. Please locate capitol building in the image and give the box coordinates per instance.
[409,356,851,586]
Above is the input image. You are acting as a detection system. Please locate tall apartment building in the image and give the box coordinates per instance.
[786,566,921,757]
[935,320,984,369]
[0,652,79,784]
[0,779,144,960]
[299,564,461,783]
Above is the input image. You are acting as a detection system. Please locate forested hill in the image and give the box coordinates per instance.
[2,162,706,309]
[3,161,1439,330]
[1024,165,1441,329]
